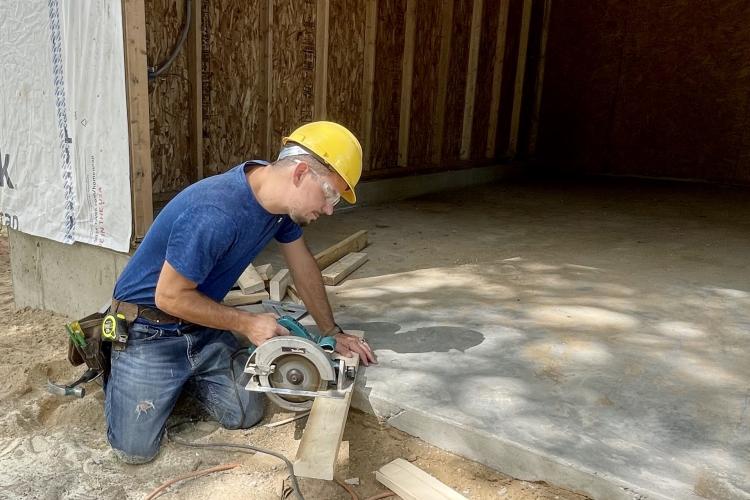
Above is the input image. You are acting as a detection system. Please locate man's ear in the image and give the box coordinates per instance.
[291,160,309,186]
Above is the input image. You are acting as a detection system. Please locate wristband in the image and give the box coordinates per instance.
[323,324,343,336]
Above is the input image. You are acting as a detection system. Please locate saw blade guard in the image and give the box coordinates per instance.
[244,336,337,411]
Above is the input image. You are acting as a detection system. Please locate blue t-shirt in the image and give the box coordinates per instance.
[114,161,302,307]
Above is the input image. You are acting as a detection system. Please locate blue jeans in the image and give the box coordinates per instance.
[104,322,264,464]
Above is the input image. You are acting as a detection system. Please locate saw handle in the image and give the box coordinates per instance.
[247,316,316,355]
[277,316,313,340]
[247,316,337,355]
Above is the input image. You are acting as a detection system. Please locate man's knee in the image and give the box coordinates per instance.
[107,427,163,464]
[222,397,265,430]
[111,446,158,465]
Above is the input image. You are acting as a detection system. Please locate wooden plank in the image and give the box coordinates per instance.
[361,0,378,169]
[375,458,467,500]
[314,0,330,120]
[237,265,265,294]
[187,0,203,181]
[486,0,510,158]
[508,0,533,156]
[397,0,416,167]
[269,268,291,301]
[322,252,368,285]
[313,230,368,270]
[223,289,269,306]
[430,0,454,164]
[255,263,275,281]
[294,330,363,480]
[459,0,484,160]
[528,0,552,155]
[121,0,154,243]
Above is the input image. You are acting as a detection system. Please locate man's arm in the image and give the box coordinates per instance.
[155,261,288,346]
[279,237,377,365]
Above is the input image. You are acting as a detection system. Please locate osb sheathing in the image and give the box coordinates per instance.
[146,0,528,194]
[326,0,366,145]
[202,0,266,177]
[539,0,750,184]
[145,0,192,195]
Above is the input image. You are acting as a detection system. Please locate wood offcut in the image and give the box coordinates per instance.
[293,329,363,480]
[322,252,368,285]
[314,230,368,270]
[375,458,468,500]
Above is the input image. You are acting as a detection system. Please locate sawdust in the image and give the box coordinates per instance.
[0,234,587,500]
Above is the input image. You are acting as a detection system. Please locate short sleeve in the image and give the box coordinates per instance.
[165,206,237,284]
[274,216,302,243]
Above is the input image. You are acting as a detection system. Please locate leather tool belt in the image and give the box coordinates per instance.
[111,299,189,326]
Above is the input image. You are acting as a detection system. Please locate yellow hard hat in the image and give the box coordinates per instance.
[282,121,362,204]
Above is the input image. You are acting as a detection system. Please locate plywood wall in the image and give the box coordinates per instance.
[146,0,543,194]
[538,0,750,185]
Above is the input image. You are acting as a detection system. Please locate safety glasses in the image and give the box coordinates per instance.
[307,166,341,207]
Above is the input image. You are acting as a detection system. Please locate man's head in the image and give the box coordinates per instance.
[273,153,347,226]
[273,121,363,226]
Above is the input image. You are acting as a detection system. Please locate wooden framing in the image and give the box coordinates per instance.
[122,0,153,244]
[431,0,454,164]
[528,0,552,155]
[187,0,203,181]
[486,0,510,158]
[314,0,330,121]
[398,0,417,167]
[143,0,551,202]
[362,0,378,169]
[460,0,484,160]
[508,0,533,156]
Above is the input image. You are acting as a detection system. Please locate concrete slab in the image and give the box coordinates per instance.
[256,178,750,500]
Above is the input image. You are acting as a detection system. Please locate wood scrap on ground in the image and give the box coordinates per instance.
[314,230,368,270]
[322,252,368,285]
[293,330,363,480]
[236,264,265,294]
[255,263,274,281]
[375,458,468,500]
[269,269,291,301]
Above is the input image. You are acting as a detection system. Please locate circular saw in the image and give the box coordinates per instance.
[243,316,357,412]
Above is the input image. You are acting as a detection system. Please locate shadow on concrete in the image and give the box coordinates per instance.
[341,321,485,354]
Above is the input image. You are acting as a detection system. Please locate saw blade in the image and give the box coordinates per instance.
[269,354,321,404]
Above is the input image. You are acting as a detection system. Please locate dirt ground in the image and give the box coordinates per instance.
[0,231,587,500]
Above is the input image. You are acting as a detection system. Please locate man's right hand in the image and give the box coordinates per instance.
[241,313,290,346]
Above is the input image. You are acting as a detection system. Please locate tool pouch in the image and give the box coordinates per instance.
[67,312,109,375]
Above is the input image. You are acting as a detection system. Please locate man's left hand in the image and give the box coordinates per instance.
[334,332,378,366]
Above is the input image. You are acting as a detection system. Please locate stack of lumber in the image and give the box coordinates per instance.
[222,230,370,306]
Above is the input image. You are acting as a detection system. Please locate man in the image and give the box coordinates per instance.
[106,121,377,464]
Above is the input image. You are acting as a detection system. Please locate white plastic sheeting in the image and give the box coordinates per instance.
[0,0,132,252]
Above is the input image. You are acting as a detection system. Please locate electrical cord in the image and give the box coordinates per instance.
[166,420,305,500]
[149,0,192,81]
